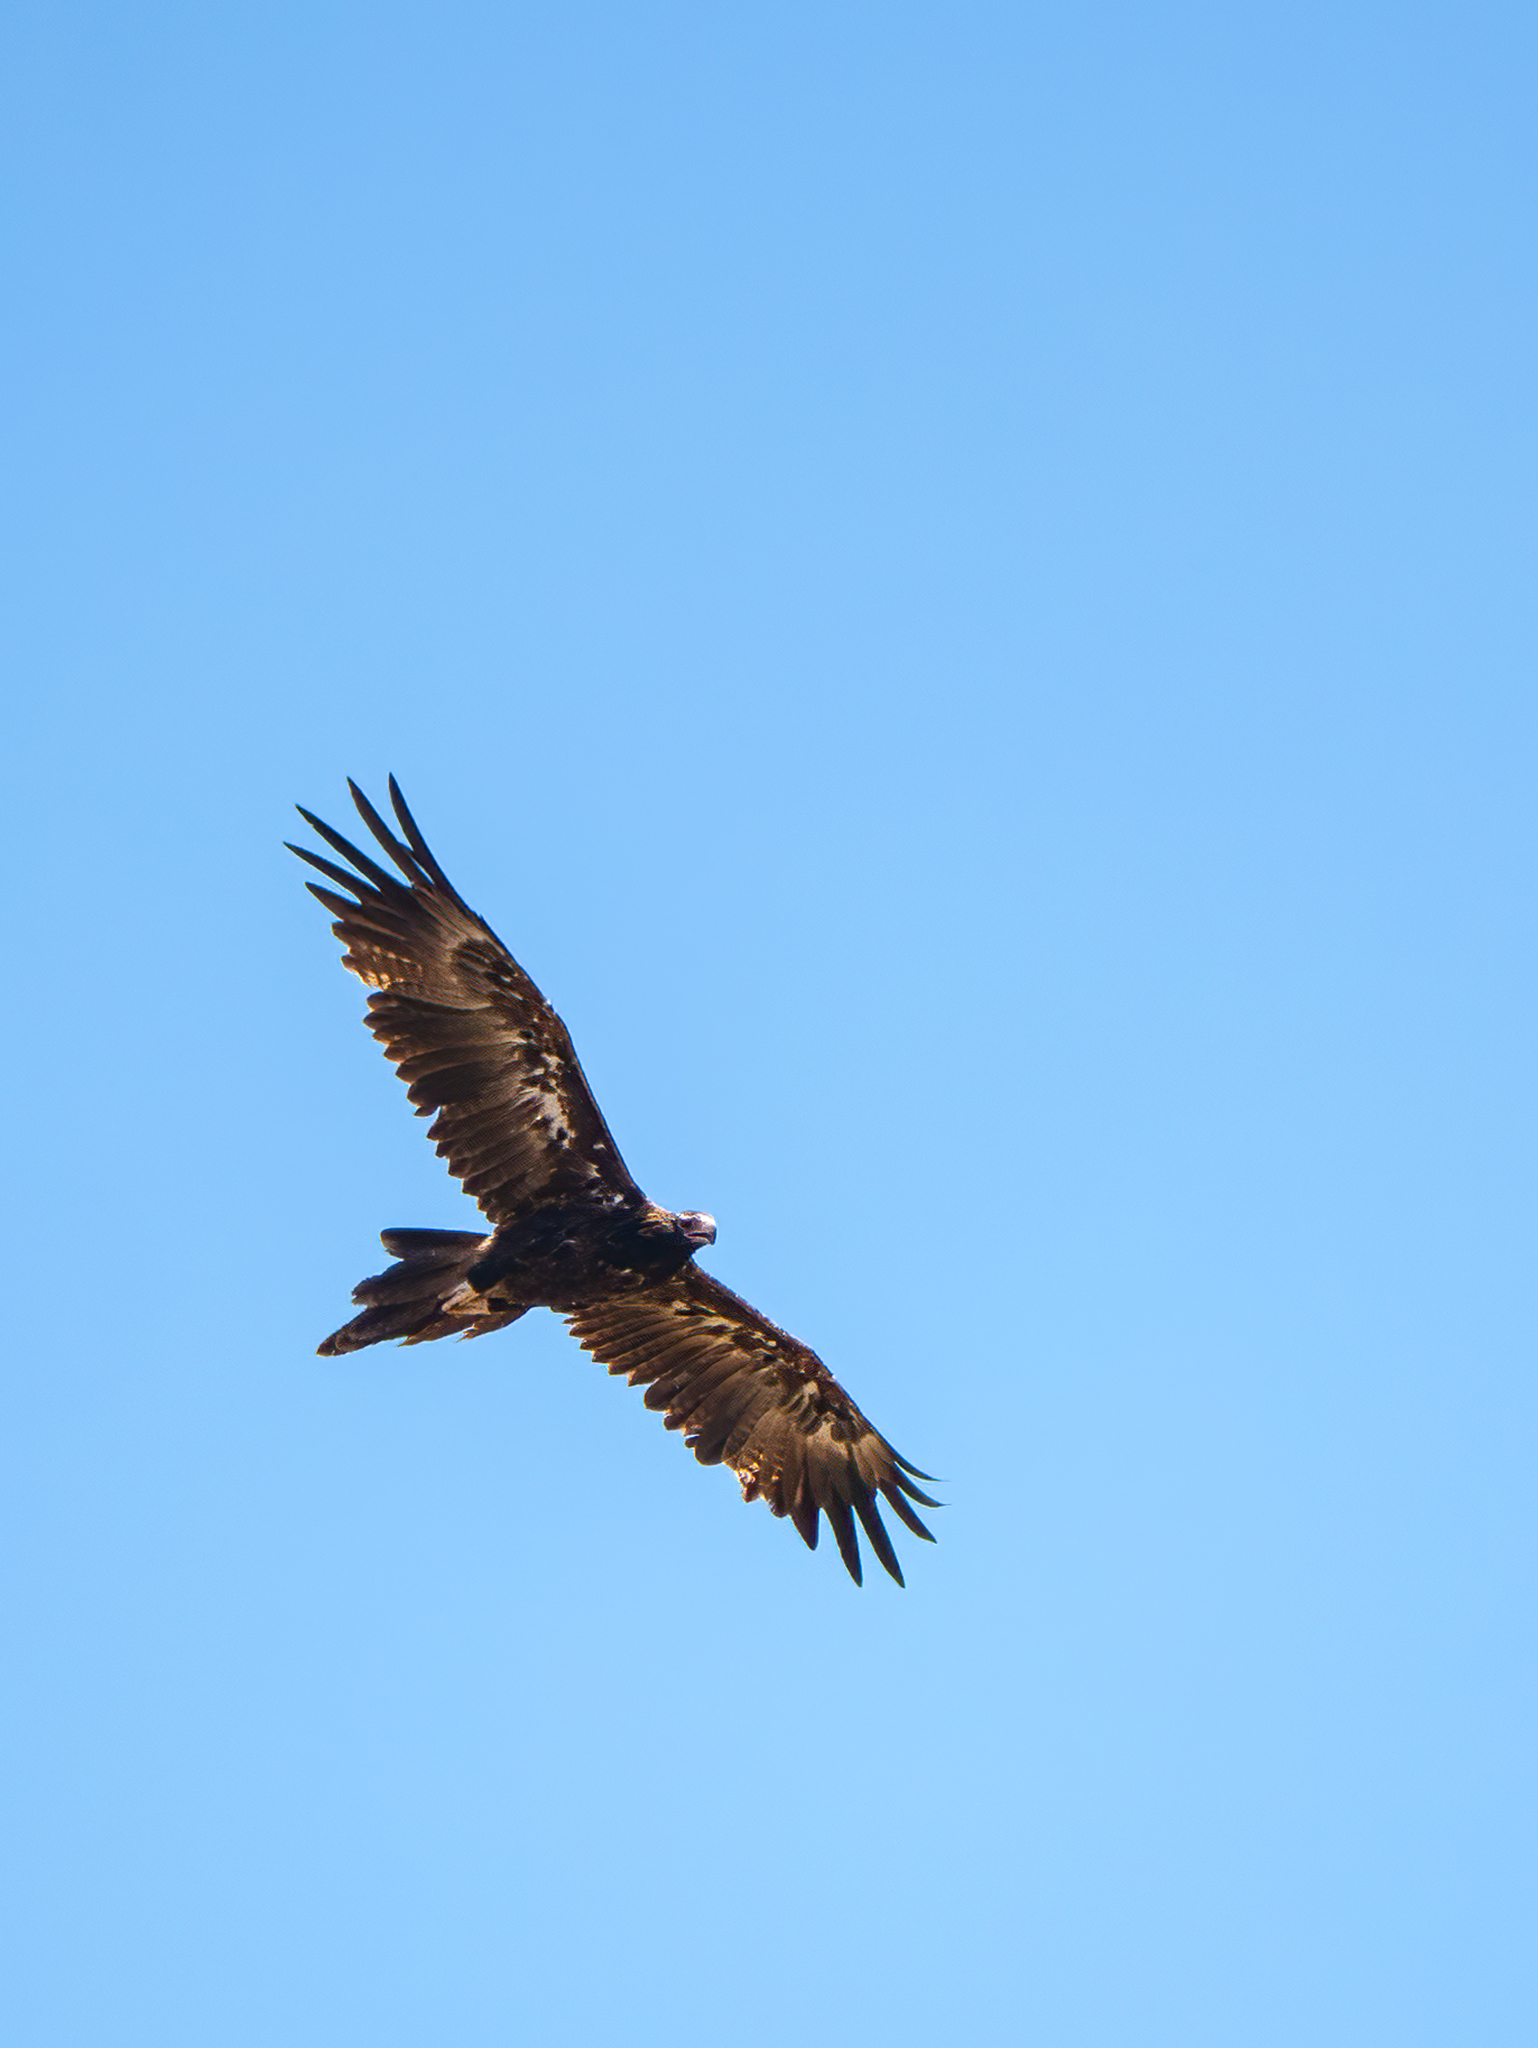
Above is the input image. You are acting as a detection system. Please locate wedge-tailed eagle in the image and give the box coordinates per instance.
[290,779,938,1585]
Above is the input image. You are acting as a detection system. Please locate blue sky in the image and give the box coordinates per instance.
[5,4,1534,2042]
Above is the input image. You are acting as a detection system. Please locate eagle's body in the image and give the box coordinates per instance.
[460,1198,711,1310]
[290,778,938,1584]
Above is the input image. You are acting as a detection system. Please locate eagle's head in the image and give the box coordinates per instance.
[635,1205,718,1252]
[675,1210,717,1248]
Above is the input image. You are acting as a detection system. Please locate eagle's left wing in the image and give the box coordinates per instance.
[289,778,641,1223]
[565,1267,939,1585]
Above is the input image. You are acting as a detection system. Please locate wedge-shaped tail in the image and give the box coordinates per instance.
[318,1228,528,1355]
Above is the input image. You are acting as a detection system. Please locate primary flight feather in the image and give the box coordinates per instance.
[289,778,939,1585]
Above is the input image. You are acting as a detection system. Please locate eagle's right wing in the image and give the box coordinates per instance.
[289,778,640,1225]
[565,1266,939,1585]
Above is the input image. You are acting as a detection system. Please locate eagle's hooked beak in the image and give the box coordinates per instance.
[677,1211,717,1247]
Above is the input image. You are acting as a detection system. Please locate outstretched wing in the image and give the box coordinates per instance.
[565,1267,939,1585]
[290,777,639,1224]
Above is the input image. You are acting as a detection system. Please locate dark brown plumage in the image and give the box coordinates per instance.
[290,778,938,1585]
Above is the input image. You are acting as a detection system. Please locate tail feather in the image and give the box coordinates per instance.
[376,1227,483,1260]
[318,1227,527,1355]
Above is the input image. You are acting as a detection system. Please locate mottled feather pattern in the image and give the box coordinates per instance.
[566,1268,938,1587]
[289,782,638,1225]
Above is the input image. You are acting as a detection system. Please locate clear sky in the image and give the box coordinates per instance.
[5,4,1533,2043]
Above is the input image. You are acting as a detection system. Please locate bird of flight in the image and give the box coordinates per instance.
[290,779,939,1585]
